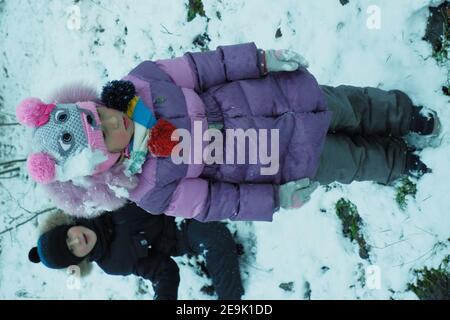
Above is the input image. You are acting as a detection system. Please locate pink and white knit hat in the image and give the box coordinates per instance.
[16,98,121,184]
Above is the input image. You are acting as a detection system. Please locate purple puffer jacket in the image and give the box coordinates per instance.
[121,42,331,222]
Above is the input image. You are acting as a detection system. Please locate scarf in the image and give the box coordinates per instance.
[124,96,178,176]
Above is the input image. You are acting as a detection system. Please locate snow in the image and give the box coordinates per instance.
[0,0,449,299]
[107,184,129,199]
[56,147,107,182]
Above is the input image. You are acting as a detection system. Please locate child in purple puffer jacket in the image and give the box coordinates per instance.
[16,42,441,221]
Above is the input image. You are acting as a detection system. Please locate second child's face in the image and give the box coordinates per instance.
[66,226,97,258]
[97,106,134,153]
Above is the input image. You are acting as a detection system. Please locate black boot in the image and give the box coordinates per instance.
[409,106,437,136]
[405,150,432,178]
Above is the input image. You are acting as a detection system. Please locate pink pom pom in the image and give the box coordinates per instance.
[16,97,56,127]
[27,153,56,184]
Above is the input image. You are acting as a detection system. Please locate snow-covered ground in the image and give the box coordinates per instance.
[0,0,449,299]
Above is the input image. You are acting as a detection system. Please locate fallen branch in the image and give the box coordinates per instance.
[0,159,26,167]
[0,167,20,175]
[0,174,20,180]
[0,110,16,118]
[0,207,57,236]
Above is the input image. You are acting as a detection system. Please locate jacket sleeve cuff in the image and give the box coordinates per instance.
[231,184,276,222]
[273,184,280,212]
[257,49,268,76]
[218,42,261,81]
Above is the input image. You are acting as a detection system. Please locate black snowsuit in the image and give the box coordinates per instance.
[76,202,244,300]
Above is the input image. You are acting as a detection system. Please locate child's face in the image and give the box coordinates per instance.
[66,226,97,258]
[97,106,134,153]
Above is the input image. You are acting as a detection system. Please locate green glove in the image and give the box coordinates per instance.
[265,49,309,73]
[279,178,319,209]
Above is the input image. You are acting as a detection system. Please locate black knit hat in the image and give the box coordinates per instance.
[28,225,83,269]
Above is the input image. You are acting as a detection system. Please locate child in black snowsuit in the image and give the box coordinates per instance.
[28,202,244,300]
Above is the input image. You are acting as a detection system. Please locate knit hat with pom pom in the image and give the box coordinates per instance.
[16,98,121,184]
[28,225,83,269]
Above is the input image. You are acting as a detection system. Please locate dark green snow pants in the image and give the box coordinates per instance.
[313,85,414,186]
